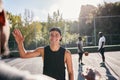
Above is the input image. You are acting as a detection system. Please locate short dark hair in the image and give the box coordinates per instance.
[49,27,61,35]
[78,36,82,40]
[49,27,62,41]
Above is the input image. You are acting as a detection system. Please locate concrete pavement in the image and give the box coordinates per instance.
[2,51,120,80]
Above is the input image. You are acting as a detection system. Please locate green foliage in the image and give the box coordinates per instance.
[8,2,120,50]
[8,11,44,49]
[96,1,120,34]
[79,5,97,36]
[47,10,79,45]
[78,2,120,36]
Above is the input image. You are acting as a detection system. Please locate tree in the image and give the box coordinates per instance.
[47,10,79,46]
[24,9,34,26]
[79,5,97,36]
[96,2,120,34]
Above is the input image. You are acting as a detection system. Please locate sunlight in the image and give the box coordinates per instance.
[33,16,40,21]
[79,0,103,6]
[48,0,103,20]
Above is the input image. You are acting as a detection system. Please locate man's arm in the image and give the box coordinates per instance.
[65,50,74,80]
[101,42,104,49]
[18,43,42,58]
[12,29,42,58]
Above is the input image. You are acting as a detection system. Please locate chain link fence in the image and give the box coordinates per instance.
[8,16,120,51]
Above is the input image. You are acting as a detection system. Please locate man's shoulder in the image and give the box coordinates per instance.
[100,36,105,39]
[35,47,44,53]
[101,36,106,40]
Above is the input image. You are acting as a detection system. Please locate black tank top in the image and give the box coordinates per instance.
[43,46,66,80]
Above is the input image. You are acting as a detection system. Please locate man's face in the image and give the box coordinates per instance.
[49,31,62,44]
[99,33,102,37]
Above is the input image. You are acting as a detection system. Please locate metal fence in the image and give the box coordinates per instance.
[8,16,120,50]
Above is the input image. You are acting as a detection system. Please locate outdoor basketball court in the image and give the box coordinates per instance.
[2,51,120,80]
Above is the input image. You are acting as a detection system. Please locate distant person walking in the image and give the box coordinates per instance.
[77,36,84,65]
[98,32,106,64]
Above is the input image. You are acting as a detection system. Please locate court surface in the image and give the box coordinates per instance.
[2,51,120,80]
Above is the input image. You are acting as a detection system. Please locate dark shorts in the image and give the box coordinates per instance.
[100,48,105,54]
[78,52,84,56]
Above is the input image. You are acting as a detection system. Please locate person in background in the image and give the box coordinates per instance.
[12,27,74,80]
[77,36,84,65]
[98,32,106,64]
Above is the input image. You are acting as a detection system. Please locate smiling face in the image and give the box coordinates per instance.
[49,30,62,45]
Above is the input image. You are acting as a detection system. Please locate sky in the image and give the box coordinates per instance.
[3,0,120,22]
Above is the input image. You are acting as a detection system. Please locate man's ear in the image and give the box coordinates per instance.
[60,37,62,41]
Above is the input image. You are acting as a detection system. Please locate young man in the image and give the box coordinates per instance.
[98,32,106,64]
[12,27,74,80]
[77,37,84,65]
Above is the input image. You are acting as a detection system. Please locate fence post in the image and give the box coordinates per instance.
[94,17,97,46]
